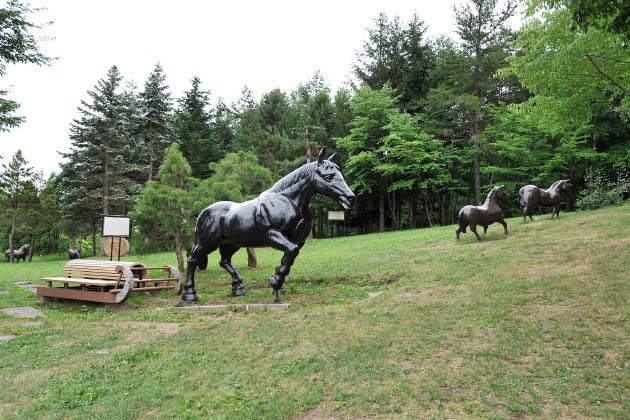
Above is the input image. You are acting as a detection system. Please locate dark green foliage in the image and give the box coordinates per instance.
[353,13,436,114]
[58,66,144,254]
[207,151,274,202]
[137,62,173,182]
[173,77,224,179]
[530,0,630,38]
[0,0,52,131]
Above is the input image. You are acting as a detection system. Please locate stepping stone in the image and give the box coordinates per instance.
[0,290,8,295]
[1,306,45,318]
[15,282,38,293]
[0,334,17,341]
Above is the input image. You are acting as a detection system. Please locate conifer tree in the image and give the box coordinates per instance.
[138,63,173,182]
[454,0,517,202]
[59,66,142,255]
[172,77,216,179]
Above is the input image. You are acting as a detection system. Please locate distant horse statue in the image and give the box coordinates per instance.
[68,248,81,259]
[519,179,573,222]
[5,243,31,263]
[456,185,510,241]
[182,148,356,303]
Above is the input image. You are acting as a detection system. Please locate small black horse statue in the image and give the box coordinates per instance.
[182,148,356,303]
[519,179,572,222]
[68,248,81,259]
[5,243,30,263]
[456,185,510,241]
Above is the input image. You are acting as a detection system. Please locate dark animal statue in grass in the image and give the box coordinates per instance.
[5,243,30,263]
[181,148,356,303]
[456,185,510,241]
[68,248,81,259]
[519,179,573,222]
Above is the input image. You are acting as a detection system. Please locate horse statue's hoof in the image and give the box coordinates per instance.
[268,274,283,289]
[232,283,246,297]
[181,290,199,302]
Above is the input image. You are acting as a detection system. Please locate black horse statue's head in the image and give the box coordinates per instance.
[312,151,356,210]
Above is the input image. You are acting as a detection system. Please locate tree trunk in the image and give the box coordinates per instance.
[247,248,257,268]
[379,179,386,232]
[28,232,35,262]
[175,229,185,273]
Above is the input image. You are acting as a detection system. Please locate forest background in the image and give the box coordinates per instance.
[0,0,628,270]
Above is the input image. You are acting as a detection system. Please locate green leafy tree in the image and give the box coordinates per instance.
[206,150,273,202]
[336,85,399,232]
[379,112,453,227]
[133,143,199,272]
[453,0,518,203]
[0,0,52,132]
[528,0,629,38]
[0,149,39,261]
[499,7,629,191]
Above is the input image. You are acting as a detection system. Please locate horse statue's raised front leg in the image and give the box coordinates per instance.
[266,230,302,302]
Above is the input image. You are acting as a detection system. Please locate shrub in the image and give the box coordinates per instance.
[576,171,630,210]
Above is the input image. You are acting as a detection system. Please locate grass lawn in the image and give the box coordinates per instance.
[0,204,628,419]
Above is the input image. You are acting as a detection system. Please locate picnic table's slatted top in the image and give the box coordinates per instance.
[63,260,148,280]
[41,277,119,286]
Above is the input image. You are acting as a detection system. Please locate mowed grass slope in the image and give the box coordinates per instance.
[0,205,628,419]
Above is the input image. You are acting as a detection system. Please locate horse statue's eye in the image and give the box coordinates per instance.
[322,174,334,181]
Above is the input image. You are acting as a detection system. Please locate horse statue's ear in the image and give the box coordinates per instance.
[328,152,336,162]
[318,147,326,165]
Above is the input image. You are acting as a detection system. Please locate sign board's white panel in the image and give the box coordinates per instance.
[103,216,131,237]
[328,211,345,221]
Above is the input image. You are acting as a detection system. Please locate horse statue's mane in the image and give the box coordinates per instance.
[268,162,317,193]
[267,159,339,193]
[549,180,562,190]
[483,185,503,205]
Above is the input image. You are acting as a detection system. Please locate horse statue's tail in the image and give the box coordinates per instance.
[457,209,467,233]
[198,253,208,270]
[518,187,527,208]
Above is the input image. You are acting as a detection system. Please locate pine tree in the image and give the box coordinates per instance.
[138,63,173,182]
[454,0,518,202]
[59,66,142,255]
[173,77,216,179]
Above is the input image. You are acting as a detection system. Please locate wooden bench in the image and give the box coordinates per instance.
[37,260,183,304]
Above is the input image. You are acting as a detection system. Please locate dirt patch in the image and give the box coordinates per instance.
[296,402,340,420]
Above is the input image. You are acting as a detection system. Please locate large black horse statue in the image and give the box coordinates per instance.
[5,243,30,263]
[182,148,356,303]
[456,185,510,241]
[519,179,572,222]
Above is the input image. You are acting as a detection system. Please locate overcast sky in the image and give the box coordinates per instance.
[2,0,468,178]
